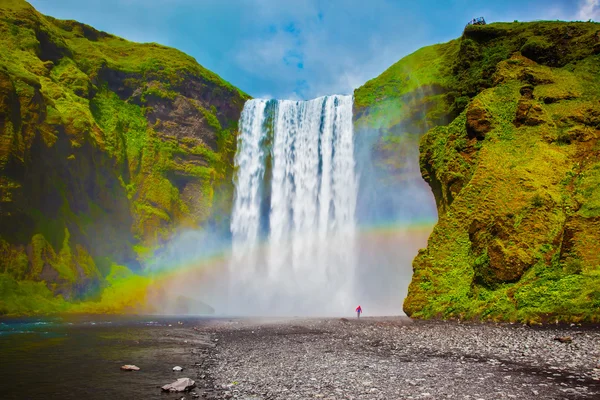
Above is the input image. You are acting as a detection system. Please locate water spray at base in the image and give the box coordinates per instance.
[147,94,437,317]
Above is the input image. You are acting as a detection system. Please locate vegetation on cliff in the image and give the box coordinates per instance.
[2,0,598,324]
[0,0,248,315]
[355,21,600,323]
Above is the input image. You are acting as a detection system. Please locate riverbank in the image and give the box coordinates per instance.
[1,316,599,399]
[201,317,600,399]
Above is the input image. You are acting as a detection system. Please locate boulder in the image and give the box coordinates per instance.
[173,366,183,372]
[120,365,140,371]
[161,378,196,392]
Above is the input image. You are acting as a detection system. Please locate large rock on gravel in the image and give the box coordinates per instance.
[161,378,196,392]
[120,365,140,371]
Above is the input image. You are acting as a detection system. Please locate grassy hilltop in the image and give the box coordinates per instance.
[355,21,600,323]
[0,0,248,314]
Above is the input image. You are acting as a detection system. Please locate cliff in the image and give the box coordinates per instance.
[0,0,248,314]
[3,0,599,322]
[355,21,600,323]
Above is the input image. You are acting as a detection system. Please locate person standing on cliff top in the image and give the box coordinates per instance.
[356,305,362,318]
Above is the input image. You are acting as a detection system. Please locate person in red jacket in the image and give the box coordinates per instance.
[355,305,362,318]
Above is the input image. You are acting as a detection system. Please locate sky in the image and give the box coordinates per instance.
[29,0,599,100]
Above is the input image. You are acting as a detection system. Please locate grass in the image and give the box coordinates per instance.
[354,41,457,130]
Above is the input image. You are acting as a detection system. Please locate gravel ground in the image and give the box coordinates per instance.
[195,317,600,400]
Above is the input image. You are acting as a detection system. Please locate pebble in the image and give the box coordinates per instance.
[120,365,140,371]
[201,317,600,399]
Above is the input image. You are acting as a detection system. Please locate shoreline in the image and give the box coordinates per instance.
[199,316,600,399]
[2,315,600,399]
[4,312,600,325]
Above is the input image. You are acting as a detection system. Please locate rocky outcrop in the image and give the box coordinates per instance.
[0,0,248,314]
[465,102,492,140]
[405,24,600,323]
[514,100,545,127]
[356,20,600,323]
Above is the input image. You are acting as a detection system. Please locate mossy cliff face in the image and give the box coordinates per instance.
[0,0,248,314]
[356,21,600,323]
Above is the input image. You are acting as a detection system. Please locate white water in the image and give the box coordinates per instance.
[229,95,357,315]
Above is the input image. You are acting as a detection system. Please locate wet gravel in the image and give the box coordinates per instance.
[196,317,600,399]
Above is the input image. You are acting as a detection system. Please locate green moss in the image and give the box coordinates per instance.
[511,263,600,323]
[132,244,154,262]
[190,144,221,164]
[574,163,600,218]
[27,230,80,283]
[30,234,52,277]
[0,239,28,280]
[105,263,133,282]
[142,83,178,101]
[50,57,90,97]
[56,228,76,282]
[202,107,223,131]
[90,87,148,167]
[355,41,456,112]
[0,273,71,315]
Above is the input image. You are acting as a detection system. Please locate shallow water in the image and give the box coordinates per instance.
[0,315,214,399]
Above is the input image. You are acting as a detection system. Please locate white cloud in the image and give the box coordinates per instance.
[229,0,432,100]
[577,0,600,20]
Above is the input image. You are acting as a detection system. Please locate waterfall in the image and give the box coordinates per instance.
[229,95,357,315]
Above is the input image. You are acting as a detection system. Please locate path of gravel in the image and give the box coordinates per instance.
[195,317,600,400]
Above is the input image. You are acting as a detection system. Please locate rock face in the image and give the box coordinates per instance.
[0,0,248,314]
[356,21,600,323]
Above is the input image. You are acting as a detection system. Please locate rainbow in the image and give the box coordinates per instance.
[70,218,437,315]
[143,218,437,290]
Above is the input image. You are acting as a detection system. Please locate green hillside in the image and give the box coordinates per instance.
[0,0,248,315]
[355,21,600,323]
[2,0,599,323]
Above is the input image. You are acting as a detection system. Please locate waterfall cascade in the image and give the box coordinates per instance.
[229,95,357,315]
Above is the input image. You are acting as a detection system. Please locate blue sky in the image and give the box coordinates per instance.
[29,0,598,100]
